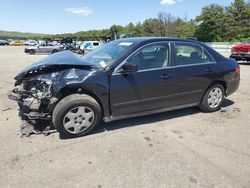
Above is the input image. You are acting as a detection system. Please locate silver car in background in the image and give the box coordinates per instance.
[24,43,64,55]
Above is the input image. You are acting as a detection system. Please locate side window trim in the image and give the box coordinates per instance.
[203,47,216,63]
[170,41,217,68]
[114,41,171,74]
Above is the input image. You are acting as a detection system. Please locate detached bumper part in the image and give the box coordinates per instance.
[20,120,35,137]
[8,87,52,137]
[8,91,21,101]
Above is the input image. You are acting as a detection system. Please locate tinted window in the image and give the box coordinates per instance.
[173,43,214,66]
[126,44,169,71]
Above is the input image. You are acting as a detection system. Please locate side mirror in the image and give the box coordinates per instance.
[118,64,138,73]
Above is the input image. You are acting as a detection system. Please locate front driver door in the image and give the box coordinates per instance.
[110,42,175,116]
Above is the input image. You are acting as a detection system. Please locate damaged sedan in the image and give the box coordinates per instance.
[9,37,240,138]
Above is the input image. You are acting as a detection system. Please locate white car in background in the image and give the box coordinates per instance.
[80,41,102,54]
[25,40,38,46]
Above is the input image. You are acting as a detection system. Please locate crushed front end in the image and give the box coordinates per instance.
[8,51,99,137]
[8,73,59,137]
[8,68,94,137]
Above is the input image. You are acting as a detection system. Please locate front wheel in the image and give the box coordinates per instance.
[53,94,102,138]
[199,84,225,112]
[29,50,36,55]
[51,49,58,54]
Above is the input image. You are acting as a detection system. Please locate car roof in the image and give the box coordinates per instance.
[83,41,99,43]
[116,37,202,45]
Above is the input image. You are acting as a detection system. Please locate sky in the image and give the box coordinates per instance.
[0,0,234,34]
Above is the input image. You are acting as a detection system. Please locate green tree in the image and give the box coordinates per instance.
[226,0,250,41]
[195,4,226,41]
[176,18,196,38]
[195,0,250,42]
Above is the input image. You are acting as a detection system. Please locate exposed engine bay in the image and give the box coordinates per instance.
[8,68,93,137]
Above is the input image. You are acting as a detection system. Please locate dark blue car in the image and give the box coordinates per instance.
[9,37,240,138]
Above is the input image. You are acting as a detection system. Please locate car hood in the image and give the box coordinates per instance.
[15,51,99,81]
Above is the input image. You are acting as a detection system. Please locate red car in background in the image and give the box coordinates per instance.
[230,40,250,62]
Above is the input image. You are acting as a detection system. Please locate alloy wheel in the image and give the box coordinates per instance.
[208,87,223,109]
[63,106,95,134]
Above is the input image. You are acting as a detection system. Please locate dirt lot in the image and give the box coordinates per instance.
[0,46,250,188]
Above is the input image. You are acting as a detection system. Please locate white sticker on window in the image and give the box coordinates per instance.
[99,61,107,68]
[119,42,133,46]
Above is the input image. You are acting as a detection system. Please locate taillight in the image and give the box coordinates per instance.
[235,66,240,74]
[231,47,236,53]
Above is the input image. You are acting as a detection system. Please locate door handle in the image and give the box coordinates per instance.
[160,74,170,80]
[205,68,213,73]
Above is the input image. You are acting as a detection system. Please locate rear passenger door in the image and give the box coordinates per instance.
[170,42,218,105]
[37,44,47,53]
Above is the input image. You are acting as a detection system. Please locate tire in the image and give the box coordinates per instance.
[52,49,58,54]
[53,94,102,138]
[29,50,36,55]
[199,84,225,112]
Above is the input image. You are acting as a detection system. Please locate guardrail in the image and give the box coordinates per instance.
[205,42,239,53]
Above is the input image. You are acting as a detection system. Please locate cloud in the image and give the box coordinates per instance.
[160,0,180,6]
[65,7,93,16]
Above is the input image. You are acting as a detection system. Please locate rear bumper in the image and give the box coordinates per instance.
[226,78,240,97]
[230,52,250,61]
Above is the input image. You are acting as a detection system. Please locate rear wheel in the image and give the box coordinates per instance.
[53,94,102,138]
[199,84,225,112]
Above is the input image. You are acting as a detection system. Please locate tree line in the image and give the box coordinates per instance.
[55,0,249,42]
[1,0,247,42]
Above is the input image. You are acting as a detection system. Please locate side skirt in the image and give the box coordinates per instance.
[103,103,199,123]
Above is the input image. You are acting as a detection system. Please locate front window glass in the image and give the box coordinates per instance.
[125,44,170,71]
[81,40,136,68]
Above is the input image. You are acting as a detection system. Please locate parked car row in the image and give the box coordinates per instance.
[24,40,103,55]
[0,40,9,45]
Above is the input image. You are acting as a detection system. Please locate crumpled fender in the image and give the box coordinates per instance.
[51,69,110,117]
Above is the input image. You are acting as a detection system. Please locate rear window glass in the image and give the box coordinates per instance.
[173,43,215,66]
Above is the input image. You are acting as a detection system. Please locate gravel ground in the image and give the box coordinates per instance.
[0,46,250,188]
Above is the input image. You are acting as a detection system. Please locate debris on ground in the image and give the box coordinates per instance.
[232,107,241,112]
[2,108,12,112]
[20,121,35,138]
[42,126,51,136]
[220,108,229,113]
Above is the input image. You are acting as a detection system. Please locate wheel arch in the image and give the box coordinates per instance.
[201,80,227,103]
[55,86,107,117]
[210,80,227,92]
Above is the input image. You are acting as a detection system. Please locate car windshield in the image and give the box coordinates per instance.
[81,40,136,68]
[84,43,93,49]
